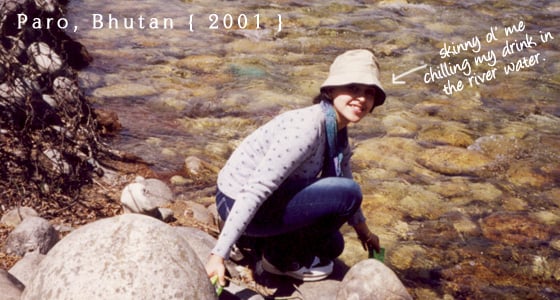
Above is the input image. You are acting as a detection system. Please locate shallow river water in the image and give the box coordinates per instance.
[65,0,559,298]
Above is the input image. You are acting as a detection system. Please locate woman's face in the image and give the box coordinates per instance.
[330,84,377,129]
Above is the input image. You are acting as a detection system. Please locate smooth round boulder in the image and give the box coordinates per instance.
[21,214,216,300]
[0,270,23,300]
[174,226,216,263]
[337,259,412,300]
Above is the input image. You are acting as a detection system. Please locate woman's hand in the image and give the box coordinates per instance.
[353,221,381,254]
[205,254,226,286]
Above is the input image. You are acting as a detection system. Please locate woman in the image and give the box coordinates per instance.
[206,49,386,285]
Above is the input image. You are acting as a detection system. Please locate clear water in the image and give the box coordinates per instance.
[66,0,560,298]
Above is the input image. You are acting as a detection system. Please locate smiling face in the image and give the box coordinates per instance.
[329,84,378,129]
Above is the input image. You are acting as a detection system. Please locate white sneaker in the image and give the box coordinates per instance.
[261,256,333,281]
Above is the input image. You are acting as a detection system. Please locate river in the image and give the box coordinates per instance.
[65,0,559,298]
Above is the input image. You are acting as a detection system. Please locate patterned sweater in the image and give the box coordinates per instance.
[213,104,366,258]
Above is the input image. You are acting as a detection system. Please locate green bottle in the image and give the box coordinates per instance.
[369,247,385,262]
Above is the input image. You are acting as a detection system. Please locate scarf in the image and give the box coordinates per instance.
[320,100,348,177]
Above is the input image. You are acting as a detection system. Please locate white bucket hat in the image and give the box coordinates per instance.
[320,49,387,106]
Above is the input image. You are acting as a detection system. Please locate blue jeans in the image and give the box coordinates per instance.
[216,177,362,269]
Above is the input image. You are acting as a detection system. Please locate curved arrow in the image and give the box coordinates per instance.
[392,64,428,85]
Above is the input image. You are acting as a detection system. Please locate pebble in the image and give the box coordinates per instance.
[92,83,158,98]
[170,175,190,186]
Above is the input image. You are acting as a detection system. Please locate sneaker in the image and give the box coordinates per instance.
[261,256,333,281]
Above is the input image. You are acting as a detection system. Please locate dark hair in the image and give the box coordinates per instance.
[312,89,332,105]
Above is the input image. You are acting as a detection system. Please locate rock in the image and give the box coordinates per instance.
[0,270,23,300]
[530,211,560,226]
[92,83,158,98]
[27,42,63,74]
[467,182,503,203]
[451,214,480,236]
[42,94,58,108]
[544,188,560,207]
[21,214,216,300]
[381,112,420,137]
[9,250,45,287]
[93,108,122,135]
[176,54,224,74]
[337,259,412,300]
[207,203,220,227]
[0,78,28,103]
[158,207,175,222]
[397,186,447,220]
[175,227,265,299]
[467,135,524,161]
[185,156,214,176]
[0,207,39,227]
[480,212,551,246]
[501,196,529,211]
[417,122,474,147]
[170,175,191,186]
[161,147,177,157]
[339,237,371,268]
[352,137,426,177]
[4,216,59,256]
[174,227,216,263]
[120,176,174,217]
[53,76,80,100]
[185,201,214,225]
[417,146,493,176]
[506,162,553,188]
[387,244,428,271]
[34,0,58,12]
[228,63,267,78]
[43,148,71,175]
[551,238,560,252]
[170,200,216,227]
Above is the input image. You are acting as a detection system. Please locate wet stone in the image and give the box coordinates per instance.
[92,83,158,98]
[175,55,224,74]
[480,212,551,246]
[382,112,420,137]
[417,122,474,147]
[506,162,555,188]
[417,146,493,176]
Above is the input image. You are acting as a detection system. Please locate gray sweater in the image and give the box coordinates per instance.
[213,104,366,258]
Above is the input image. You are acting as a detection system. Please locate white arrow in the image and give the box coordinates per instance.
[392,64,428,85]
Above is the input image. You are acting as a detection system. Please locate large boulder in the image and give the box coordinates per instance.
[174,226,216,263]
[337,259,412,300]
[9,250,45,287]
[21,214,216,300]
[0,270,23,300]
